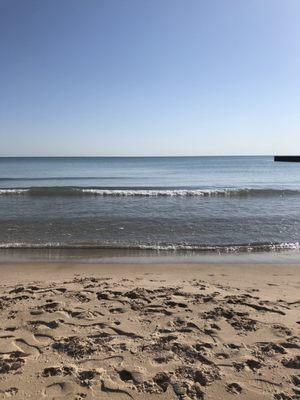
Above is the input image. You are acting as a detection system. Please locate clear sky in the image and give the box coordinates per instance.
[0,0,299,156]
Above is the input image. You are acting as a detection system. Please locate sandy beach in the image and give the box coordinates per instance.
[0,262,299,399]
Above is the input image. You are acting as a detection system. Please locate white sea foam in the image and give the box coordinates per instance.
[0,241,299,252]
[0,187,299,197]
[0,242,62,248]
[79,188,243,197]
[270,242,300,250]
[137,242,300,252]
[0,189,29,195]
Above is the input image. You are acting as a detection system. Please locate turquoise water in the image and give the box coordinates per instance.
[1,156,300,253]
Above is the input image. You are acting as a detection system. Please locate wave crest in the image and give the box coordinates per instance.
[0,189,29,195]
[79,188,239,196]
[0,241,299,252]
[0,186,298,197]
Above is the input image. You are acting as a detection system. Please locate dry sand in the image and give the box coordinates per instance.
[0,262,299,400]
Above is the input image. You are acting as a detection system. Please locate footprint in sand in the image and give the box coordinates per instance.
[44,381,76,398]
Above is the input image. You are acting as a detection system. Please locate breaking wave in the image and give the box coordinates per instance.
[0,186,299,197]
[0,241,299,252]
[0,189,29,195]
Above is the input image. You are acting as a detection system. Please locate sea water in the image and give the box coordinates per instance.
[1,156,300,259]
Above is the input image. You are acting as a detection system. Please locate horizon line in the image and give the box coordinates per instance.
[0,154,278,158]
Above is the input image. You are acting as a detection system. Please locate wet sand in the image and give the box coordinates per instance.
[0,262,299,399]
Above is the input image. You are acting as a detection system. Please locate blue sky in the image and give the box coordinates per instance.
[0,0,299,156]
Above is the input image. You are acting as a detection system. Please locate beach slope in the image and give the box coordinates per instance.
[0,262,299,399]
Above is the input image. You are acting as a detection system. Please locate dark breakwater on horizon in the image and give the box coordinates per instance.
[1,156,300,256]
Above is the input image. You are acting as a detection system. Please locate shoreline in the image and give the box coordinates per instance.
[1,248,300,265]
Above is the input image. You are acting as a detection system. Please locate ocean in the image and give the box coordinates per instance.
[1,156,300,261]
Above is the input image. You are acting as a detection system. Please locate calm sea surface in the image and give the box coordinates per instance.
[1,156,300,257]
